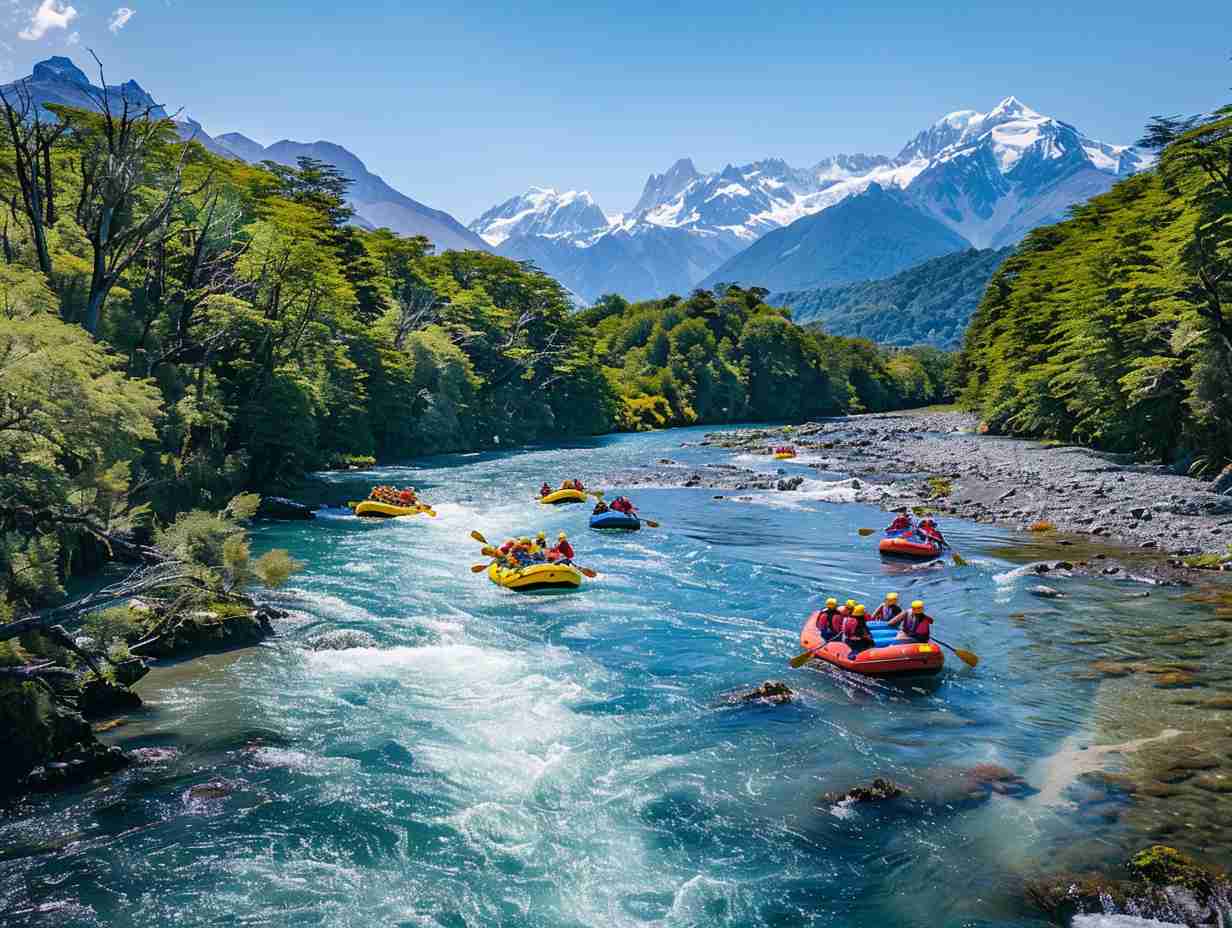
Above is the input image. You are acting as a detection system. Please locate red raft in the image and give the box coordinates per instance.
[878,535,943,559]
[799,612,944,677]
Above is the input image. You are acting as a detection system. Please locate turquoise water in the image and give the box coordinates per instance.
[1,427,1218,927]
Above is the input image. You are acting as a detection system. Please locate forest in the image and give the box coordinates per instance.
[0,85,952,618]
[958,104,1232,470]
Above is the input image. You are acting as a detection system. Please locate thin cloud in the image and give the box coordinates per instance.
[17,0,79,41]
[108,7,135,33]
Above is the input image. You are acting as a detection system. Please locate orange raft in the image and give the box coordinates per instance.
[878,535,943,559]
[799,613,944,677]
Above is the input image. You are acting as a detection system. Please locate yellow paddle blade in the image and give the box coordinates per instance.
[425,510,437,518]
[954,648,979,668]
[471,563,489,573]
[789,649,816,668]
[470,530,488,545]
[952,552,967,566]
[579,566,598,578]
[643,520,660,528]
[858,528,875,536]
[481,546,499,557]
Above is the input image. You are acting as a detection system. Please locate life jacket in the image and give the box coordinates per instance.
[818,608,842,636]
[556,541,574,560]
[541,485,551,497]
[903,611,933,639]
[842,615,869,640]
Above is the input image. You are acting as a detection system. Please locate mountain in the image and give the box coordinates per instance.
[476,96,1148,302]
[775,247,1012,348]
[470,188,609,246]
[1,57,484,254]
[216,137,487,252]
[699,184,972,293]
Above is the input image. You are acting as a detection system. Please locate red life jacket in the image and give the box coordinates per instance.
[842,615,869,639]
[903,611,933,638]
[819,608,842,635]
[556,541,574,560]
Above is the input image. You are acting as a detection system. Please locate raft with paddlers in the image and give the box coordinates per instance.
[487,561,584,592]
[797,613,944,676]
[878,535,943,559]
[354,484,434,518]
[589,510,641,531]
[540,488,588,505]
[773,446,797,460]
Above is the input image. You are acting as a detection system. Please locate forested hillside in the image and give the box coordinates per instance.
[584,289,953,429]
[776,247,1011,348]
[0,88,952,615]
[958,104,1232,467]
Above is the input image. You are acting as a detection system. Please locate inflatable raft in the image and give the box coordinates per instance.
[589,510,641,531]
[487,561,583,592]
[773,451,797,460]
[354,501,428,518]
[879,535,943,559]
[799,613,944,677]
[539,488,588,505]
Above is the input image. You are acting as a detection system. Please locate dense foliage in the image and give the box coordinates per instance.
[0,87,951,616]
[776,248,1011,348]
[957,105,1232,468]
[585,288,954,430]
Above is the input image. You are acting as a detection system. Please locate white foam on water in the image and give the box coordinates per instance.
[1073,916,1186,928]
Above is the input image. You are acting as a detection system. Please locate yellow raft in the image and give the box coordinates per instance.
[487,561,583,592]
[354,501,430,518]
[538,488,588,505]
[773,452,797,460]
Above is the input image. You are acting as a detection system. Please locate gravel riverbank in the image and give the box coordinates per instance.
[609,410,1232,578]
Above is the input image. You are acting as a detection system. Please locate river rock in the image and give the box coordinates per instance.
[79,678,142,719]
[1029,585,1065,599]
[185,779,238,802]
[776,476,804,492]
[256,496,316,520]
[306,629,377,651]
[821,777,904,804]
[724,681,793,706]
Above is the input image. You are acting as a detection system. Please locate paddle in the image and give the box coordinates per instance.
[576,565,598,578]
[858,527,875,537]
[471,563,490,573]
[951,551,967,567]
[933,637,979,668]
[789,647,821,669]
[471,530,488,545]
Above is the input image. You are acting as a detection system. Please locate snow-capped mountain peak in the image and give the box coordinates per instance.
[469,187,609,246]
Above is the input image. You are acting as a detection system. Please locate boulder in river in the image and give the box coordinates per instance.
[256,496,316,520]
[723,681,793,706]
[1029,585,1065,599]
[820,777,905,804]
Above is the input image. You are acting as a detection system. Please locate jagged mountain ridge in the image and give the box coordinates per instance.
[476,96,1150,301]
[470,188,609,246]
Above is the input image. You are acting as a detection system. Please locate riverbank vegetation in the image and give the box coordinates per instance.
[958,103,1232,471]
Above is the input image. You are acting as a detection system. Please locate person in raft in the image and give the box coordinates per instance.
[540,482,552,498]
[816,597,843,641]
[886,510,913,535]
[561,478,585,492]
[842,604,875,654]
[918,518,947,548]
[871,592,901,622]
[610,496,636,515]
[547,532,575,563]
[533,532,550,561]
[889,599,934,642]
[592,498,609,514]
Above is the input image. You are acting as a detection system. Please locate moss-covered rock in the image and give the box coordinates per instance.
[135,603,281,659]
[0,679,128,796]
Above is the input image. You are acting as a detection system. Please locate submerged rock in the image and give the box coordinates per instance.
[306,629,377,651]
[723,681,794,706]
[79,678,142,719]
[821,777,905,805]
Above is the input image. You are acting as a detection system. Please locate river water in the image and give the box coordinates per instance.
[3,426,1230,927]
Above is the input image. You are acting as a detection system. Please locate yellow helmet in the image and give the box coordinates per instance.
[558,531,568,540]
[826,597,837,608]
[853,604,866,617]
[520,537,531,545]
[846,599,857,610]
[911,600,925,613]
[886,592,899,603]
[536,531,547,541]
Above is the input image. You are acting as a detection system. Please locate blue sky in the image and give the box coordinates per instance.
[2,1,1228,222]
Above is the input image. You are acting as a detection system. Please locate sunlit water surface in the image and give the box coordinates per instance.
[3,427,1227,927]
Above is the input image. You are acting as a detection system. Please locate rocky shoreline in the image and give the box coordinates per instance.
[607,410,1232,581]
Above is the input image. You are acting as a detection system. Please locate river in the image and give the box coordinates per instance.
[3,426,1230,927]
